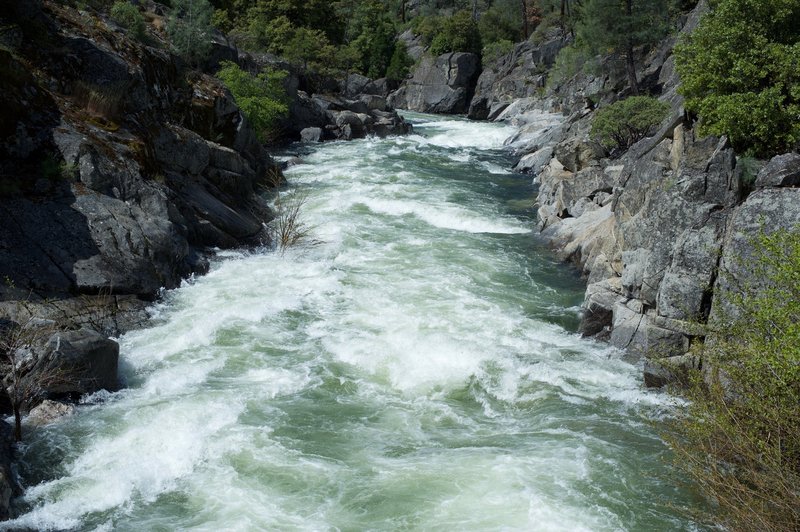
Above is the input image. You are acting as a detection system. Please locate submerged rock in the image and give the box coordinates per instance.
[27,399,75,426]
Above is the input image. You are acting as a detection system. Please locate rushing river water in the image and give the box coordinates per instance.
[7,113,699,531]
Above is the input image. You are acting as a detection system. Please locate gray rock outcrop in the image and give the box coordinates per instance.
[389,52,480,114]
[469,37,566,120]
[491,1,800,387]
[289,92,411,141]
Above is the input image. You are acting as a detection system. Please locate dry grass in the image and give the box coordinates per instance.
[269,189,321,255]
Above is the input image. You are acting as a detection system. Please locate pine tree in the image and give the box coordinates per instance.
[577,0,668,94]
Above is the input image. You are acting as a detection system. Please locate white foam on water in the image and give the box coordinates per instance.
[7,113,694,531]
[360,197,530,234]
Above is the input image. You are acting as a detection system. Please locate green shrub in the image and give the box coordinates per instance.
[411,15,442,46]
[167,0,214,65]
[428,10,481,57]
[590,96,670,153]
[482,39,514,65]
[216,61,288,143]
[675,0,800,157]
[670,228,800,531]
[547,44,595,87]
[478,4,521,46]
[110,1,145,39]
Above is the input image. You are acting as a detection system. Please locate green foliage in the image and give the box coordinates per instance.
[479,1,522,45]
[216,61,289,143]
[429,10,481,56]
[736,155,762,191]
[670,228,800,531]
[343,1,397,78]
[547,43,595,86]
[674,0,800,157]
[167,0,215,65]
[411,14,441,45]
[386,41,413,82]
[578,0,669,55]
[283,26,337,72]
[482,39,514,64]
[590,95,669,152]
[110,1,145,39]
[211,8,233,32]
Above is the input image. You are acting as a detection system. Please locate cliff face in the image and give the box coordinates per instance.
[484,2,800,386]
[0,1,279,320]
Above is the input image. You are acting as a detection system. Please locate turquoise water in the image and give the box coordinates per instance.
[7,113,698,531]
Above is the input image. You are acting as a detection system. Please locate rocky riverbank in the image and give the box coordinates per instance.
[390,0,799,387]
[0,0,413,518]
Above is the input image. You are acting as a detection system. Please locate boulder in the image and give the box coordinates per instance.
[468,37,565,120]
[581,277,623,337]
[300,127,323,143]
[754,152,800,188]
[390,52,480,114]
[30,328,120,395]
[27,399,75,426]
[644,354,700,388]
[515,146,553,175]
[153,125,210,176]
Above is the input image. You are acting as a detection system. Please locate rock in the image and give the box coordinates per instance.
[581,277,623,337]
[390,52,480,114]
[359,94,387,111]
[609,302,649,357]
[343,73,369,95]
[397,29,426,61]
[645,324,690,358]
[656,226,721,320]
[644,354,701,388]
[300,127,323,143]
[711,187,800,322]
[27,399,75,426]
[754,152,800,188]
[29,328,120,396]
[468,37,566,120]
[285,91,408,141]
[153,125,211,176]
[515,146,553,175]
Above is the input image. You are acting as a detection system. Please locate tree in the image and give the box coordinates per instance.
[386,41,413,82]
[110,1,146,39]
[590,95,670,153]
[167,0,215,65]
[674,0,800,157]
[344,1,397,78]
[577,0,668,94]
[216,61,289,143]
[429,9,482,56]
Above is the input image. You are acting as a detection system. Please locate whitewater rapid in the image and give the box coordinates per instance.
[6,113,698,531]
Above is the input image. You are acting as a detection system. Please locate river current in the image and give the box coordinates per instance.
[7,113,698,530]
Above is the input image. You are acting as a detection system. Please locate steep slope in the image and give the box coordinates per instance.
[483,1,800,385]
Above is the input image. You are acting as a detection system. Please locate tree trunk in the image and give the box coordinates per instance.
[625,0,639,95]
[13,404,21,442]
[521,0,529,40]
[625,45,639,95]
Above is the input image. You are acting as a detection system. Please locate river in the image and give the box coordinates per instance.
[7,113,699,530]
